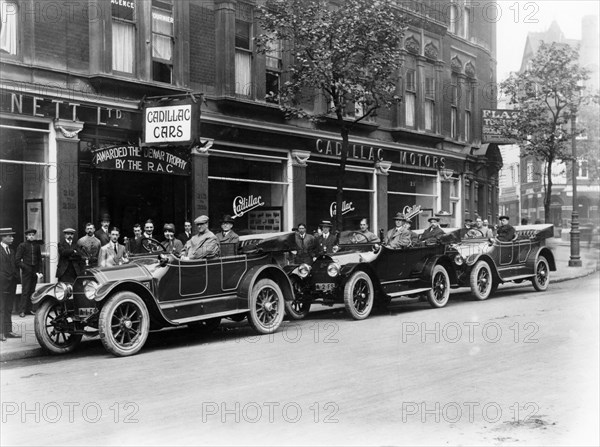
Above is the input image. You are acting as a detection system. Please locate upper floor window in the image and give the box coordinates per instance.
[450,74,458,139]
[424,69,435,131]
[448,1,457,34]
[152,0,174,83]
[465,82,473,141]
[526,161,535,182]
[0,0,18,55]
[235,3,253,97]
[577,160,589,179]
[112,0,136,74]
[405,68,416,127]
[462,6,470,39]
[265,35,281,103]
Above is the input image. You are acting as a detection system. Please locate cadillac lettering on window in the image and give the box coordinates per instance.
[329,201,355,218]
[233,195,265,218]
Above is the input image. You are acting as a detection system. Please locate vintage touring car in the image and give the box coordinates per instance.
[284,230,462,320]
[451,224,557,300]
[32,235,296,357]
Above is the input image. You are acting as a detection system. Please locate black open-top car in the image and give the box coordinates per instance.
[284,230,462,321]
[32,234,296,357]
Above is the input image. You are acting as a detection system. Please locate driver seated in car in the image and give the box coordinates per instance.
[419,216,445,244]
[181,215,220,260]
[384,213,417,249]
[353,218,380,243]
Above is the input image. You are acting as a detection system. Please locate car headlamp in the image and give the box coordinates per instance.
[83,280,100,300]
[454,254,464,266]
[327,263,340,277]
[54,282,73,301]
[297,264,312,278]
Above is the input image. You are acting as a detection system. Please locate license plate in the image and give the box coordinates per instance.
[315,283,335,292]
[78,308,96,318]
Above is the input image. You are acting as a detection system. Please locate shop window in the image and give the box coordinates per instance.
[112,0,136,74]
[265,35,281,103]
[424,74,435,131]
[405,69,416,127]
[152,0,174,83]
[235,7,253,97]
[387,170,438,230]
[0,0,18,55]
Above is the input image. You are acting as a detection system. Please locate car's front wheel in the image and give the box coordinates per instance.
[34,300,83,354]
[426,265,451,308]
[99,292,150,357]
[247,278,285,334]
[532,256,550,291]
[343,271,374,320]
[469,261,493,300]
[284,276,311,320]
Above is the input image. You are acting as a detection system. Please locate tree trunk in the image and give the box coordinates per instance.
[544,158,553,224]
[335,126,350,233]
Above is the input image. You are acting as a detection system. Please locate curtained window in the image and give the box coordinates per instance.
[405,69,416,127]
[235,18,252,96]
[152,0,174,83]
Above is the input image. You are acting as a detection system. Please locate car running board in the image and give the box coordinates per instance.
[501,274,534,282]
[388,287,431,298]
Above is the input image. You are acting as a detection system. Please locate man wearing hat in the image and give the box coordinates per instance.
[460,217,474,239]
[217,215,239,245]
[15,228,43,317]
[57,227,83,283]
[384,213,417,249]
[181,215,220,260]
[99,227,128,267]
[294,223,317,264]
[496,215,516,242]
[95,214,111,246]
[316,220,337,255]
[0,228,21,341]
[419,216,445,245]
[161,223,183,256]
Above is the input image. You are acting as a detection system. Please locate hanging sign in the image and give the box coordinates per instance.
[142,98,199,145]
[92,145,191,175]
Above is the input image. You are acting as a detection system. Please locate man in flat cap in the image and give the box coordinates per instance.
[419,217,445,245]
[181,215,220,260]
[15,228,43,317]
[57,228,83,283]
[161,223,183,256]
[0,228,21,341]
[496,215,516,242]
[384,213,417,249]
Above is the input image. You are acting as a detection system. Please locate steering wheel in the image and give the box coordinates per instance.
[141,237,166,253]
[466,229,484,239]
[349,232,370,244]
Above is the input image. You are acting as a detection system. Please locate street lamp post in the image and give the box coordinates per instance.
[568,97,582,267]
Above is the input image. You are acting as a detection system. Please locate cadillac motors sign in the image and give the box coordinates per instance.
[142,99,199,145]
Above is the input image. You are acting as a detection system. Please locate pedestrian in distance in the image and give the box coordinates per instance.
[0,228,21,341]
[15,228,43,316]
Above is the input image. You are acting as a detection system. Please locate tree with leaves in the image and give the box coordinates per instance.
[499,41,596,223]
[255,0,406,231]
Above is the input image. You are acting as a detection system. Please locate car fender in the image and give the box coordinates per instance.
[237,264,294,306]
[31,283,61,305]
[339,263,379,285]
[532,247,557,271]
[458,253,500,283]
[93,280,172,327]
[423,255,460,285]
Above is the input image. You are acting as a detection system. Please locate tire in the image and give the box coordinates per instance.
[34,300,83,355]
[227,314,247,322]
[99,292,150,357]
[284,276,311,320]
[426,265,451,308]
[469,261,493,300]
[187,317,221,335]
[343,271,374,320]
[532,256,550,291]
[247,278,285,334]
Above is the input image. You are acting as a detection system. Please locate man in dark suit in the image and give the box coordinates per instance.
[496,215,516,242]
[293,223,317,264]
[0,228,21,341]
[95,214,111,246]
[177,220,192,245]
[419,217,445,245]
[99,227,128,267]
[129,223,144,254]
[316,220,337,255]
[15,228,43,317]
[56,228,83,283]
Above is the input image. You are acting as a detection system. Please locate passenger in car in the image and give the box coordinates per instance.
[419,216,445,244]
[161,223,183,256]
[384,213,417,249]
[496,215,516,242]
[181,215,220,260]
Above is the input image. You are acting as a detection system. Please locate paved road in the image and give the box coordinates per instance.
[1,275,598,446]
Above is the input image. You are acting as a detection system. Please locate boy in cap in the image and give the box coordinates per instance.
[15,228,43,316]
[496,215,516,242]
[161,223,183,256]
[181,215,220,260]
[419,217,445,244]
[0,228,21,340]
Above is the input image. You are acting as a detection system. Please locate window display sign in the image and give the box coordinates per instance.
[92,145,191,175]
[247,208,282,233]
[329,200,355,218]
[142,99,199,145]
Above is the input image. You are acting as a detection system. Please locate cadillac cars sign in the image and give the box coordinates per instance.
[142,99,199,145]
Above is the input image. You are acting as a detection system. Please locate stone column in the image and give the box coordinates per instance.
[291,150,310,226]
[215,0,236,96]
[375,161,391,239]
[190,143,211,219]
[54,119,84,233]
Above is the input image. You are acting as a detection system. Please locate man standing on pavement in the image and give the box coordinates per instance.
[316,220,337,255]
[294,223,317,264]
[496,215,516,242]
[0,228,21,341]
[177,220,193,245]
[419,217,445,245]
[99,227,128,267]
[95,214,111,246]
[77,222,101,267]
[57,228,83,283]
[15,228,43,317]
[161,223,183,256]
[181,215,220,260]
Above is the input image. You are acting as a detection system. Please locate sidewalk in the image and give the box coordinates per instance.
[1,240,598,363]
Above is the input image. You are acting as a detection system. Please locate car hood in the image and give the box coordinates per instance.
[86,260,155,284]
[329,250,379,265]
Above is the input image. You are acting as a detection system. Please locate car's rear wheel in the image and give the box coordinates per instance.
[469,261,493,300]
[99,292,150,357]
[247,278,285,334]
[285,275,311,320]
[187,317,221,335]
[34,300,83,355]
[343,271,374,320]
[426,265,451,308]
[532,256,550,291]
